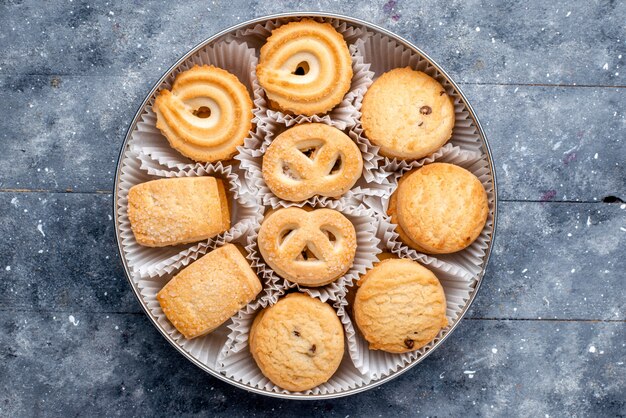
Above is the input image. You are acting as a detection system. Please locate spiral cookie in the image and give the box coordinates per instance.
[256,19,353,116]
[388,163,489,254]
[250,293,344,392]
[354,258,448,353]
[258,207,357,287]
[153,65,253,162]
[361,67,455,160]
[262,123,363,201]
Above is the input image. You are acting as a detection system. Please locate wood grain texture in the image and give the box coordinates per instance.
[0,312,623,417]
[1,1,624,86]
[1,0,624,416]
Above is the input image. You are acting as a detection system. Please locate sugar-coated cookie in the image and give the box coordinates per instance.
[388,163,488,254]
[262,123,363,201]
[257,19,353,116]
[361,67,454,160]
[249,293,344,391]
[128,176,230,247]
[354,258,448,353]
[157,244,262,339]
[154,65,253,162]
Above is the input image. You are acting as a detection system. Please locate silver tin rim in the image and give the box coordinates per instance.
[113,11,498,400]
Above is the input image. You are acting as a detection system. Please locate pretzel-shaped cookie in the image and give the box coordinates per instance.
[262,123,363,202]
[258,207,357,287]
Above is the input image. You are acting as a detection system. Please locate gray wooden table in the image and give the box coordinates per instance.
[1,1,624,416]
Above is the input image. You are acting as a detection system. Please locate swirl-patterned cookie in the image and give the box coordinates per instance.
[256,19,353,116]
[361,67,455,160]
[388,163,488,254]
[262,123,363,201]
[249,293,344,392]
[354,258,448,353]
[153,65,253,162]
[258,207,357,287]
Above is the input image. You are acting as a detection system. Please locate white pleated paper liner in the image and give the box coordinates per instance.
[237,18,374,131]
[128,220,277,371]
[338,213,475,379]
[348,121,385,183]
[116,148,263,279]
[216,288,372,395]
[236,117,385,209]
[128,40,267,171]
[134,153,258,207]
[353,32,485,165]
[359,142,458,213]
[374,145,495,279]
[221,17,373,50]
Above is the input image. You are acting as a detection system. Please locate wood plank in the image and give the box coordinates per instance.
[468,84,626,202]
[0,1,624,86]
[1,194,624,321]
[0,74,149,192]
[0,192,136,313]
[0,76,624,201]
[470,201,626,320]
[0,312,623,416]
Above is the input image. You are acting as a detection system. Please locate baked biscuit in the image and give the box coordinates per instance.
[354,258,448,353]
[258,207,356,287]
[157,244,262,339]
[262,123,363,201]
[154,65,253,162]
[387,184,431,253]
[388,163,488,254]
[127,176,230,247]
[249,293,344,391]
[361,67,455,160]
[257,19,353,116]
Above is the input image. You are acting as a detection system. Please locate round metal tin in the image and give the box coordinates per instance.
[113,12,498,399]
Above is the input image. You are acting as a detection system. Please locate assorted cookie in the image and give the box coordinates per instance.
[354,257,448,353]
[262,123,363,201]
[127,176,230,247]
[157,244,262,339]
[361,67,455,160]
[124,18,492,393]
[249,293,344,391]
[257,19,353,116]
[388,163,489,254]
[154,65,253,162]
[258,207,357,287]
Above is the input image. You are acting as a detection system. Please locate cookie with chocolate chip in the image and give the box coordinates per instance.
[249,293,344,391]
[361,67,454,160]
[354,258,448,353]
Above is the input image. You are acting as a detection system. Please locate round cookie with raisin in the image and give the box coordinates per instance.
[361,67,454,160]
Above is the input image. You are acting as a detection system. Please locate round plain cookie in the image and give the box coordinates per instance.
[391,163,488,254]
[387,181,432,254]
[354,258,448,353]
[249,293,345,392]
[361,67,455,160]
[256,19,353,116]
